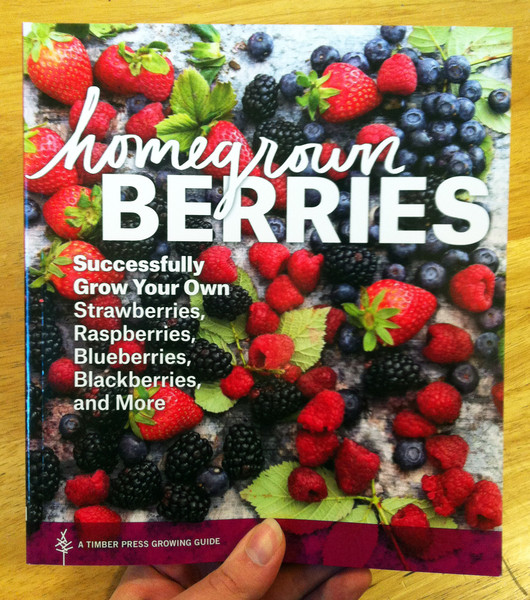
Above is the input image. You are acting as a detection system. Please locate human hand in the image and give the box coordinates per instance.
[110,519,371,600]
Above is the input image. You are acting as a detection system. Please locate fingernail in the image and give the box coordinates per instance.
[245,519,283,566]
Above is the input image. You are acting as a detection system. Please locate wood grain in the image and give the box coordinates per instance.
[1,3,529,599]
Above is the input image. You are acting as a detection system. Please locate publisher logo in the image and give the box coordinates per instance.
[55,529,73,566]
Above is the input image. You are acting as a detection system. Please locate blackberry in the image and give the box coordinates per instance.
[29,320,63,371]
[203,285,252,321]
[164,431,213,483]
[74,431,119,473]
[323,245,378,286]
[363,351,424,397]
[173,216,215,258]
[28,382,43,438]
[157,483,211,522]
[79,386,130,434]
[28,447,61,503]
[27,499,43,535]
[110,461,162,509]
[99,216,157,261]
[250,378,305,425]
[242,74,279,122]
[186,338,232,382]
[253,118,306,163]
[400,174,445,230]
[28,281,57,321]
[222,424,264,480]
[141,269,187,312]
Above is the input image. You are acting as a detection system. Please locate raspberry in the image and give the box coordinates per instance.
[281,363,302,383]
[324,307,347,344]
[355,124,397,161]
[265,275,304,313]
[249,242,290,280]
[220,366,255,400]
[377,54,417,96]
[248,334,295,369]
[450,264,495,312]
[287,467,328,502]
[422,323,474,364]
[108,339,147,375]
[390,504,432,556]
[318,142,348,181]
[296,366,337,398]
[335,439,380,494]
[47,358,82,395]
[79,294,123,331]
[296,430,340,466]
[421,467,475,516]
[465,480,502,530]
[241,196,256,235]
[75,142,116,186]
[125,102,165,142]
[251,377,305,424]
[246,302,280,336]
[74,505,121,542]
[426,435,469,470]
[298,390,345,432]
[65,470,110,507]
[492,382,503,415]
[416,382,462,425]
[69,100,116,141]
[393,410,437,438]
[287,249,324,293]
[197,246,238,284]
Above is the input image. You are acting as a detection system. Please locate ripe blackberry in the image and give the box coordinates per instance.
[165,431,213,483]
[110,461,162,509]
[186,338,232,382]
[79,386,130,434]
[174,216,215,258]
[253,117,306,162]
[242,74,279,122]
[401,174,445,230]
[203,285,252,321]
[74,431,119,473]
[157,483,211,522]
[28,281,57,321]
[222,424,264,480]
[28,382,43,438]
[363,351,425,397]
[99,216,157,261]
[28,447,61,503]
[250,378,305,424]
[29,320,63,371]
[27,499,43,535]
[323,245,378,286]
[141,269,187,312]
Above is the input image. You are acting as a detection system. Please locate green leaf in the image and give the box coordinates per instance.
[446,27,512,64]
[89,23,137,39]
[341,503,378,524]
[407,27,451,54]
[363,331,377,352]
[478,135,495,182]
[200,67,222,85]
[471,73,512,96]
[296,72,311,88]
[189,24,221,43]
[234,267,259,302]
[194,382,234,413]
[231,313,248,340]
[474,98,510,134]
[375,326,394,346]
[140,50,170,75]
[205,81,237,122]
[156,113,202,152]
[54,23,90,39]
[376,308,401,319]
[199,315,237,344]
[277,307,330,371]
[240,462,354,521]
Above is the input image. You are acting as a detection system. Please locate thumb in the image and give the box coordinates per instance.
[178,518,285,600]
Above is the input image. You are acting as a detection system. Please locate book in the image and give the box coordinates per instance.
[24,23,510,575]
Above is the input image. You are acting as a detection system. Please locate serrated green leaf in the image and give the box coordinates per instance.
[186,41,222,61]
[189,24,221,43]
[231,313,248,340]
[198,328,236,363]
[240,462,354,521]
[277,308,329,371]
[199,315,236,344]
[89,23,137,39]
[206,81,236,122]
[170,69,210,122]
[446,27,512,64]
[194,381,234,413]
[156,113,202,151]
[341,503,378,524]
[478,135,495,182]
[407,27,451,54]
[471,73,512,95]
[234,267,259,302]
[474,98,510,134]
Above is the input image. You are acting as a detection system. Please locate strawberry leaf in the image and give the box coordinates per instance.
[156,113,202,152]
[170,68,210,123]
[194,382,234,413]
[206,82,237,123]
[363,331,377,352]
[189,24,221,44]
[88,24,137,39]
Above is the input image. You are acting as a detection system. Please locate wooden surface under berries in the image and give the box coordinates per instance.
[1,2,529,599]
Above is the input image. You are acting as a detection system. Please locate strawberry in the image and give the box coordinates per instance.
[79,294,123,331]
[69,100,117,141]
[74,505,121,542]
[75,142,116,186]
[125,102,166,142]
[377,53,417,96]
[256,164,288,210]
[449,264,495,312]
[94,44,138,96]
[287,249,324,293]
[296,64,382,123]
[25,24,92,105]
[24,125,79,195]
[42,185,101,240]
[318,143,349,181]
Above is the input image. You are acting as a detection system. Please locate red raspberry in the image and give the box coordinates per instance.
[416,382,462,425]
[287,249,324,293]
[422,323,474,364]
[74,505,121,542]
[465,480,502,530]
[198,246,238,284]
[492,382,503,415]
[377,53,417,96]
[257,164,288,211]
[69,100,117,141]
[282,363,302,383]
[450,265,495,313]
[335,439,380,494]
[249,242,290,280]
[318,142,348,181]
[288,466,328,502]
[421,467,475,516]
[355,124,397,161]
[296,366,337,398]
[47,358,82,395]
[79,294,123,331]
[393,410,437,438]
[220,366,254,400]
[246,302,280,336]
[240,196,256,236]
[323,307,347,344]
[425,435,469,470]
[75,142,116,186]
[125,102,165,143]
[298,390,345,432]
[390,503,432,556]
[108,339,147,374]
[248,334,295,369]
[65,470,110,507]
[265,275,304,314]
[296,430,340,467]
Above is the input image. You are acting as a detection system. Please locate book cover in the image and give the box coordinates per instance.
[24,23,510,574]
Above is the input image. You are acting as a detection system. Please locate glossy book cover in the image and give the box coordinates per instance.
[24,23,510,574]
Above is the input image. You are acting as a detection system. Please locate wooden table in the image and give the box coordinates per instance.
[1,3,529,598]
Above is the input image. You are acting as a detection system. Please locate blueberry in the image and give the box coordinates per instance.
[393,440,426,471]
[383,263,406,281]
[310,228,326,252]
[423,228,449,256]
[459,120,486,146]
[126,94,150,115]
[380,25,407,44]
[422,92,442,116]
[441,249,470,273]
[151,241,171,260]
[279,72,303,99]
[205,185,224,206]
[305,188,321,207]
[337,323,362,354]
[397,47,420,65]
[459,80,483,103]
[449,363,479,393]
[435,92,458,120]
[389,243,417,262]
[247,32,274,61]
[455,97,476,121]
[118,433,148,466]
[303,122,326,143]
[471,248,499,273]
[416,57,443,85]
[338,220,351,242]
[25,198,41,225]
[267,217,286,242]
[364,37,391,66]
[331,283,359,305]
[429,120,458,146]
[444,55,471,83]
[197,466,230,496]
[335,191,351,219]
[400,108,427,132]
[435,144,461,172]
[408,130,433,151]
[448,151,473,176]
[417,155,436,174]
[477,307,504,331]
[368,224,380,244]
[59,414,85,440]
[416,261,447,290]
[340,389,366,424]
[396,148,418,169]
[311,45,340,74]
[392,127,406,145]
[154,170,170,192]
[467,145,486,175]
[494,276,506,304]
[342,52,370,72]
[488,89,511,114]
[475,332,500,359]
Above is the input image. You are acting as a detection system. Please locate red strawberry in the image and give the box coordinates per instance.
[75,142,116,186]
[422,323,474,364]
[125,102,165,143]
[79,294,123,331]
[450,265,495,312]
[296,430,340,467]
[136,52,175,102]
[69,100,117,141]
[249,242,290,280]
[47,358,82,395]
[94,44,138,95]
[65,470,110,507]
[265,275,304,314]
[298,390,345,432]
[74,506,121,542]
[257,164,288,210]
[25,24,92,105]
[197,246,238,284]
[24,125,79,195]
[377,54,417,96]
[43,185,101,240]
[287,249,324,293]
[335,439,380,494]
[355,124,397,162]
